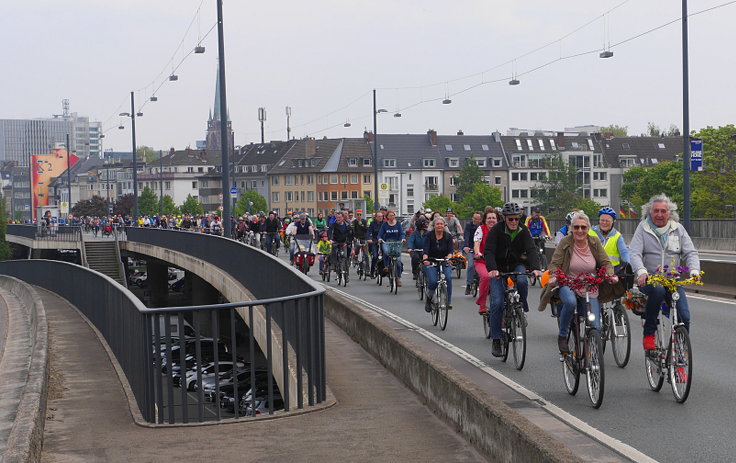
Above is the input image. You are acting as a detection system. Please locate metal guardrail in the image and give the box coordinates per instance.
[7,224,82,241]
[0,244,326,423]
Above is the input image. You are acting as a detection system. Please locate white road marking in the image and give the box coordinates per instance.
[327,284,658,463]
[688,294,736,305]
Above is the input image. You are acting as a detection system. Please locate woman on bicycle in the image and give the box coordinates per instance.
[378,210,405,287]
[591,207,630,267]
[541,212,620,354]
[473,210,500,314]
[422,216,455,312]
[313,212,327,235]
[407,217,429,280]
[366,211,384,278]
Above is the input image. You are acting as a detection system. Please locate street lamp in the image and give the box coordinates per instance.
[119,91,139,224]
[372,89,388,211]
[682,0,692,232]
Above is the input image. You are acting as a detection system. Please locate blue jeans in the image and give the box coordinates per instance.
[557,286,601,337]
[264,232,279,254]
[489,264,529,340]
[381,242,403,276]
[368,241,379,275]
[424,263,453,304]
[639,284,690,336]
[465,250,475,285]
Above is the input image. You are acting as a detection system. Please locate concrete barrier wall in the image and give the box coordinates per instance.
[0,277,49,463]
[324,290,583,463]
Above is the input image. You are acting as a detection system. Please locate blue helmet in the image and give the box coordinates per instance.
[598,207,616,220]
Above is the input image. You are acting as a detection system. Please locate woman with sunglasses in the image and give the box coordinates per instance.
[540,212,619,354]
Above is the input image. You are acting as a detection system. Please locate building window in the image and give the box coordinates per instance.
[526,139,534,151]
[515,139,523,150]
[285,192,293,201]
[351,190,359,199]
[476,158,486,167]
[285,175,292,185]
[308,191,314,202]
[424,193,438,201]
[363,175,371,184]
[165,181,171,190]
[198,167,204,172]
[492,158,502,167]
[424,176,439,191]
[530,172,546,181]
[463,144,471,151]
[450,193,459,202]
[272,192,280,202]
[448,158,459,168]
[330,175,338,184]
[351,174,358,184]
[407,204,414,214]
[511,189,529,198]
[481,144,489,151]
[348,158,357,167]
[445,144,453,151]
[387,176,398,190]
[449,177,457,186]
[364,190,371,198]
[341,191,348,200]
[494,176,502,185]
[192,181,198,189]
[593,188,608,197]
[363,158,372,166]
[307,175,314,185]
[384,159,396,168]
[593,172,607,181]
[323,175,328,184]
[423,159,436,168]
[201,180,208,187]
[272,176,279,185]
[341,174,348,184]
[331,191,338,201]
[406,185,414,197]
[538,139,545,150]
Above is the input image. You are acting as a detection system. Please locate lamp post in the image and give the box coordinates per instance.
[65,133,72,218]
[216,0,232,238]
[159,150,164,217]
[682,0,691,232]
[372,89,388,212]
[286,106,292,141]
[119,91,138,224]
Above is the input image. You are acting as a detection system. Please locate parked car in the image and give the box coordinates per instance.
[239,384,284,416]
[181,361,246,391]
[218,370,269,412]
[130,271,147,287]
[160,339,229,373]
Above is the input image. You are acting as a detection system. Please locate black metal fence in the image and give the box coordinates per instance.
[7,223,81,241]
[0,256,326,424]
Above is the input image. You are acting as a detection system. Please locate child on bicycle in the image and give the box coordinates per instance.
[317,233,332,275]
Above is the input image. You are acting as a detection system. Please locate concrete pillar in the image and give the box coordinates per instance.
[147,261,169,308]
[189,273,220,337]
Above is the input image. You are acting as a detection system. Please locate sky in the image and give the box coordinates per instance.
[3,0,735,153]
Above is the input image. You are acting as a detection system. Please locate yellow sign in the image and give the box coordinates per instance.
[378,183,389,201]
[60,202,69,214]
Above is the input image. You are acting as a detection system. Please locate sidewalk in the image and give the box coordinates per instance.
[38,287,486,463]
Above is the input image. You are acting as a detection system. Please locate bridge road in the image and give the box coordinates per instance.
[292,254,736,463]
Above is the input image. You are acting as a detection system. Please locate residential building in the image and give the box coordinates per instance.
[234,140,295,205]
[136,148,220,206]
[316,138,373,215]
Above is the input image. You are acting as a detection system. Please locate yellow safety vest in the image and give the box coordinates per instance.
[589,229,622,266]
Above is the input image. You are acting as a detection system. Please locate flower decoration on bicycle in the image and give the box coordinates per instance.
[553,267,616,293]
[622,288,647,316]
[646,263,704,293]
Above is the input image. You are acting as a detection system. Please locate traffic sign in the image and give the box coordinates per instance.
[378,183,389,202]
[690,138,703,172]
[218,193,223,201]
[60,201,69,214]
[230,187,237,198]
[108,205,113,214]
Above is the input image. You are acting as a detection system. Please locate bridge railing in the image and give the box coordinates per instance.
[7,223,81,241]
[0,257,326,424]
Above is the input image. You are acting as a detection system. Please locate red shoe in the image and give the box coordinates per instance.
[643,334,656,351]
[478,306,487,315]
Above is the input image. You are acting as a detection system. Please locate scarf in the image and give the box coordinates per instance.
[647,217,673,248]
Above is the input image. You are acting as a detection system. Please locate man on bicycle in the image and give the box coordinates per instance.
[263,211,281,254]
[445,208,463,244]
[484,202,542,357]
[524,207,550,241]
[366,211,384,278]
[407,216,429,280]
[286,214,315,264]
[629,194,700,351]
[463,212,482,295]
[328,212,354,272]
[351,209,369,262]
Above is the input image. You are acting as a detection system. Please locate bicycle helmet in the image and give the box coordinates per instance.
[501,202,522,216]
[320,232,328,238]
[565,211,575,225]
[598,207,616,220]
[531,207,541,213]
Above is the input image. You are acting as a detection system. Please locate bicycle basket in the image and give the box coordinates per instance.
[614,262,635,290]
[386,241,403,258]
[623,288,647,317]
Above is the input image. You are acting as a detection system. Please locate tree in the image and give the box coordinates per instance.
[577,197,604,219]
[532,153,582,219]
[458,184,503,217]
[138,186,159,216]
[136,146,158,164]
[71,196,108,217]
[234,190,268,216]
[689,124,736,218]
[620,162,685,211]
[600,124,628,137]
[114,194,134,216]
[646,122,661,137]
[160,195,179,215]
[453,157,484,201]
[363,194,374,214]
[180,194,204,215]
[422,195,456,214]
[0,195,12,261]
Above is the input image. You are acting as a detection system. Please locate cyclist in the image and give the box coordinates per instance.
[351,209,369,262]
[313,212,328,235]
[525,207,550,240]
[317,232,332,275]
[484,202,542,357]
[366,211,384,278]
[555,210,580,245]
[422,216,455,312]
[287,214,315,264]
[328,212,354,273]
[473,209,500,313]
[463,212,482,295]
[445,209,463,241]
[591,207,630,267]
[629,194,700,350]
[263,211,281,255]
[378,209,405,287]
[407,216,429,280]
[540,212,620,354]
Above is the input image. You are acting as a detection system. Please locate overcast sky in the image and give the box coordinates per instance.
[3,0,735,152]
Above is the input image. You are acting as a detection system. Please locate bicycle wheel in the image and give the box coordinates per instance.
[417,271,425,301]
[562,321,580,395]
[586,329,605,409]
[538,251,548,270]
[455,265,462,279]
[645,328,665,391]
[387,262,396,293]
[472,277,479,298]
[668,326,692,403]
[501,306,511,363]
[529,273,537,286]
[610,304,631,368]
[438,283,448,331]
[301,258,309,274]
[483,312,491,339]
[431,293,439,326]
[392,261,399,295]
[510,304,527,370]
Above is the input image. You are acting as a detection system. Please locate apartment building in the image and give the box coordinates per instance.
[233,140,295,203]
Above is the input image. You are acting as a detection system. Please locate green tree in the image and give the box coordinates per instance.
[363,194,375,214]
[138,186,159,216]
[0,195,12,260]
[180,194,204,215]
[114,194,134,216]
[690,124,736,217]
[620,162,684,211]
[577,197,604,219]
[234,190,268,216]
[71,196,108,217]
[600,124,628,137]
[532,153,583,219]
[453,157,484,201]
[422,194,457,213]
[160,195,179,215]
[458,183,503,217]
[136,146,158,164]
[646,122,661,137]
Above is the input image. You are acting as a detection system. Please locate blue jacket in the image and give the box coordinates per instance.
[407,230,427,251]
[367,219,382,241]
[463,221,479,249]
[378,221,404,242]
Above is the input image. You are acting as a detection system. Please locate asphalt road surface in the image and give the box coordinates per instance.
[287,254,736,463]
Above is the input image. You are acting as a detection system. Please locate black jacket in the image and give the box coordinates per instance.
[328,221,354,244]
[484,222,540,272]
[351,218,368,240]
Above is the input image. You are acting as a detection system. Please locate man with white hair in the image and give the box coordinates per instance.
[629,194,700,351]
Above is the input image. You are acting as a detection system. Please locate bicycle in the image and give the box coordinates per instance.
[319,254,331,282]
[382,241,403,295]
[416,264,427,301]
[425,258,452,331]
[641,269,701,403]
[293,236,314,275]
[600,299,631,368]
[354,240,369,281]
[495,272,528,370]
[555,268,614,409]
[529,236,548,286]
[332,243,349,287]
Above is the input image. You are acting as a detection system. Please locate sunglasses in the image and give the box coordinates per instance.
[573,225,588,230]
[506,217,520,222]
